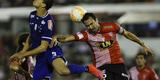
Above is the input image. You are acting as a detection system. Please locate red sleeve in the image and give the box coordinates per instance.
[100,22,124,33]
[149,68,159,80]
[74,31,88,41]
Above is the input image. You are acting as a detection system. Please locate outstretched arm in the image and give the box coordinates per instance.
[50,35,76,47]
[57,35,76,42]
[121,29,152,54]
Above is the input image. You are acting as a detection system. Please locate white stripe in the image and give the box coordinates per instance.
[76,32,84,39]
[129,66,139,80]
[119,27,124,34]
[42,36,52,40]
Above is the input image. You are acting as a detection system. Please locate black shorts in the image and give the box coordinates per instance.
[98,64,128,80]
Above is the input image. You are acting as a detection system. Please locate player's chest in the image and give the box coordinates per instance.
[138,70,150,80]
[87,32,115,42]
[30,19,46,32]
[87,32,116,48]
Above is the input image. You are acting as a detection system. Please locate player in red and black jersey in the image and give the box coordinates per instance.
[52,13,153,80]
[129,52,159,80]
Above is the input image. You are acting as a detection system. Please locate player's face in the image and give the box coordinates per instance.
[136,55,146,67]
[83,17,100,33]
[33,0,45,8]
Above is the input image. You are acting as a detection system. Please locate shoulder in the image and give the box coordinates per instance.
[29,10,36,15]
[44,13,54,20]
[29,10,36,19]
[43,13,55,25]
[147,67,156,72]
[99,22,121,33]
[142,66,154,73]
[129,66,137,71]
[81,29,88,33]
[100,22,120,29]
[146,67,159,79]
[100,22,118,27]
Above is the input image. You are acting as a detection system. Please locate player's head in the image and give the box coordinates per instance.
[81,13,100,33]
[33,0,53,10]
[135,53,147,67]
[16,33,29,52]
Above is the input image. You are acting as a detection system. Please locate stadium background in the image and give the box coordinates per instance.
[0,0,160,80]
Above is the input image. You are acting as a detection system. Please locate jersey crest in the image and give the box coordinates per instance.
[41,20,46,25]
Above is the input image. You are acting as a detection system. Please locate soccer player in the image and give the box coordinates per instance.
[129,52,159,80]
[9,33,33,80]
[51,13,153,80]
[9,1,103,80]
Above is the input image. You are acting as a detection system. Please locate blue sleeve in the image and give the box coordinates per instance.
[41,20,54,43]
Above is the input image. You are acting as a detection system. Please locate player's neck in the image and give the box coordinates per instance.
[97,25,101,31]
[90,26,101,34]
[36,8,47,17]
[137,65,145,70]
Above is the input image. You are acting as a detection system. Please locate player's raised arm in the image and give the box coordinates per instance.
[121,27,152,55]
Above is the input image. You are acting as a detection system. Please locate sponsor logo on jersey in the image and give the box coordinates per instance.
[104,26,112,28]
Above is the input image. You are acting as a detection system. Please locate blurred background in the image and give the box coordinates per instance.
[0,0,160,80]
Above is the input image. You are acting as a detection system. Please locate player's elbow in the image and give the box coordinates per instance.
[40,45,48,52]
[40,40,49,52]
[56,69,70,76]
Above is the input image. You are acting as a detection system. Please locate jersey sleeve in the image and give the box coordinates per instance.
[114,23,124,34]
[74,31,88,41]
[149,68,159,80]
[41,20,54,43]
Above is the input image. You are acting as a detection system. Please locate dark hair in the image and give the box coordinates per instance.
[136,53,148,60]
[17,33,29,52]
[81,13,96,23]
[44,0,53,10]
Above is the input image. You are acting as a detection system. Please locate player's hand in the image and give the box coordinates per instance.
[9,57,21,71]
[56,35,66,42]
[143,45,153,56]
[9,53,18,61]
[50,36,59,47]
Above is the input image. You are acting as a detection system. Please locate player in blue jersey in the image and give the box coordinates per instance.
[9,0,103,80]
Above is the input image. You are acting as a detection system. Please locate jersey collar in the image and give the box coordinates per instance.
[36,11,49,18]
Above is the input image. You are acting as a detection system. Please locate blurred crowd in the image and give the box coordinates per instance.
[0,0,160,7]
[123,22,160,37]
